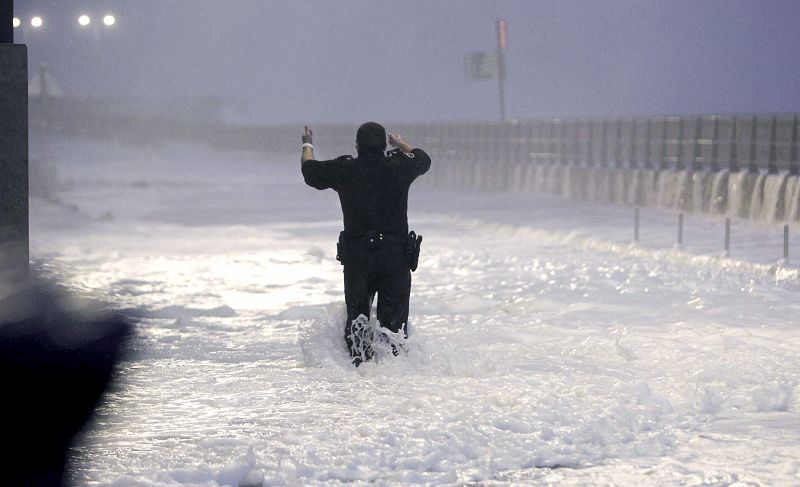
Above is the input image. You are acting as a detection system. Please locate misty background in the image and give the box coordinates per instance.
[16,0,800,125]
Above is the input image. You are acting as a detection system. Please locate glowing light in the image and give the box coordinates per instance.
[78,15,91,27]
[31,16,43,28]
[12,17,21,28]
[103,15,116,27]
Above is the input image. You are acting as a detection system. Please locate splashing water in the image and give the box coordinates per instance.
[757,173,789,222]
[708,169,729,215]
[299,302,435,372]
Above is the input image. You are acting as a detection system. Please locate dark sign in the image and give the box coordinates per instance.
[464,51,499,80]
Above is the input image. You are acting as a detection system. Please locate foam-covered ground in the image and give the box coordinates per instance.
[29,136,800,485]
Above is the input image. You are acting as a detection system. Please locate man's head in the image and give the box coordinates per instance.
[356,122,387,155]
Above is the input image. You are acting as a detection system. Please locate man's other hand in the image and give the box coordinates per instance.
[389,132,414,153]
[388,132,405,148]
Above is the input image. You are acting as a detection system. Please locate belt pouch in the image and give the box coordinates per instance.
[407,231,423,271]
[336,231,346,264]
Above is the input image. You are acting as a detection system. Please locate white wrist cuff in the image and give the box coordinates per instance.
[302,143,314,150]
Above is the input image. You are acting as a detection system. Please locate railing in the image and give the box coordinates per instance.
[389,115,799,176]
[29,102,800,222]
[30,100,799,175]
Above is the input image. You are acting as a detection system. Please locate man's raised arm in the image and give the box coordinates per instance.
[301,125,315,163]
[388,132,431,176]
[300,125,345,190]
[388,132,415,153]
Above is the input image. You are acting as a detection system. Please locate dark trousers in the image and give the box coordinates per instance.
[342,240,411,361]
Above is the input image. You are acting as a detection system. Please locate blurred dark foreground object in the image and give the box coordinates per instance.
[0,271,132,486]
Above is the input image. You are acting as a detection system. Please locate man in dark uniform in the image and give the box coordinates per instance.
[301,122,431,365]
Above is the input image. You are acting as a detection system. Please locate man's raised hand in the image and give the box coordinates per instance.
[302,126,313,145]
[301,126,315,163]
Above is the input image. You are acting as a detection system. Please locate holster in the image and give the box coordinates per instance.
[407,231,423,272]
[336,231,346,265]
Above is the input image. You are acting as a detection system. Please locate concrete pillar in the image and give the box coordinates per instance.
[0,45,29,277]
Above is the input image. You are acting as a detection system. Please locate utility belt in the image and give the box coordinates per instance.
[337,230,423,272]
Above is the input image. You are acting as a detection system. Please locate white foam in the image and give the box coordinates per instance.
[28,136,800,485]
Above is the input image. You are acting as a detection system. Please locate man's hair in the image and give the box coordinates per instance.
[356,122,387,155]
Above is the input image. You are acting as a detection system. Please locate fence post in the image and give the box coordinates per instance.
[629,117,638,169]
[730,116,740,172]
[676,118,686,171]
[747,116,759,173]
[724,218,731,256]
[691,116,703,172]
[644,118,653,170]
[784,224,790,261]
[660,117,669,170]
[677,213,684,246]
[710,116,720,172]
[579,118,588,167]
[614,117,623,168]
[634,207,640,242]
[601,119,609,168]
[767,116,778,174]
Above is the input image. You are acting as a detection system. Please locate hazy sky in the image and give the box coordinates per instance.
[14,0,800,124]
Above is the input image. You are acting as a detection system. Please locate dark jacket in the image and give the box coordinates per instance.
[302,148,431,237]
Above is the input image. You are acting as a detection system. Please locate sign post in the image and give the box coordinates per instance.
[497,19,507,121]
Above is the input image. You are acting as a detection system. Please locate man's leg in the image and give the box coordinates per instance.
[375,250,412,337]
[343,257,375,365]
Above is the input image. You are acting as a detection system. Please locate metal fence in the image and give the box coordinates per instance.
[29,101,800,175]
[390,115,800,175]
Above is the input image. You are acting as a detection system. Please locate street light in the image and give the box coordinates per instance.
[12,17,21,28]
[78,15,91,27]
[102,15,115,27]
[31,16,43,28]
